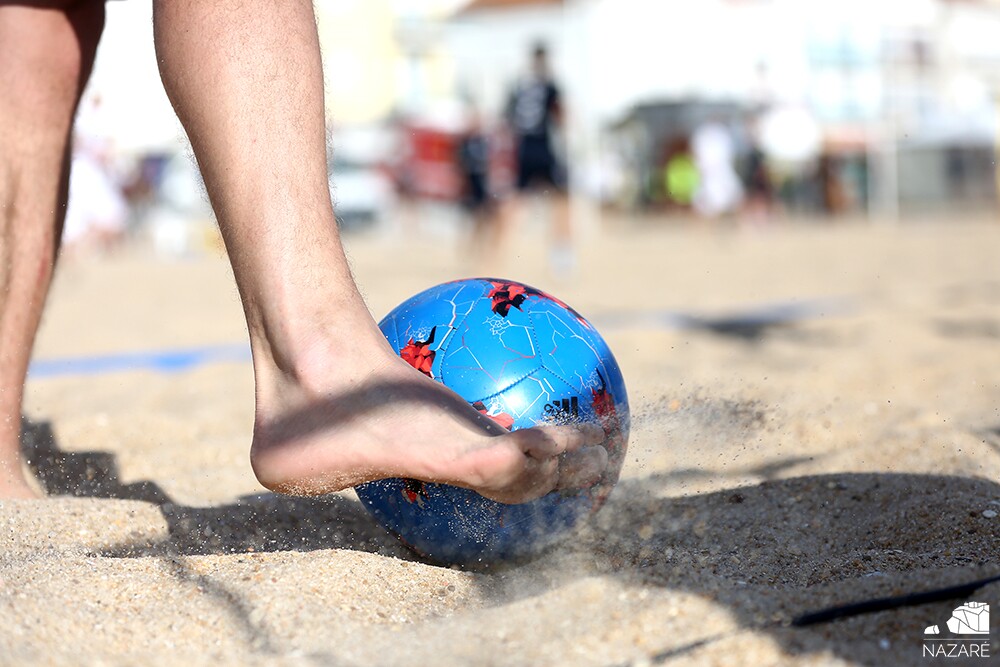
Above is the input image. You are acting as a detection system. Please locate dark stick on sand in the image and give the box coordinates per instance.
[792,572,1000,627]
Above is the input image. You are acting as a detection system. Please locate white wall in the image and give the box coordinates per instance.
[86,1,182,154]
[447,5,573,116]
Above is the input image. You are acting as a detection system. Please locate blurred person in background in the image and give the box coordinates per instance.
[741,117,776,227]
[62,138,129,253]
[62,94,128,254]
[817,151,849,216]
[0,1,604,501]
[691,119,744,221]
[503,43,573,276]
[456,104,500,268]
[663,137,699,211]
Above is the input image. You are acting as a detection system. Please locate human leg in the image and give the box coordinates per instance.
[509,138,575,277]
[547,191,574,276]
[0,0,105,499]
[152,0,606,504]
[541,149,574,276]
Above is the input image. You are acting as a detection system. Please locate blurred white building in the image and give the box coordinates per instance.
[86,0,439,154]
[441,0,1000,213]
[80,0,1000,215]
[444,0,1000,127]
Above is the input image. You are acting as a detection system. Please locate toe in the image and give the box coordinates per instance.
[512,423,605,459]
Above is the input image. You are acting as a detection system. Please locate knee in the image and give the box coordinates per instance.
[58,0,108,86]
[0,0,106,126]
[2,0,106,16]
[0,0,106,77]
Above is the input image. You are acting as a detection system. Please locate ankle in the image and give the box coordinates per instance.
[251,314,396,402]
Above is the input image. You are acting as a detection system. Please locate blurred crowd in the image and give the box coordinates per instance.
[63,0,1000,261]
[620,109,861,223]
[65,87,993,262]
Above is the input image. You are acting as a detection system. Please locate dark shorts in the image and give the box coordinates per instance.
[462,173,490,212]
[516,136,564,192]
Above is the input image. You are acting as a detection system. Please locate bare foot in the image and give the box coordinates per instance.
[250,346,608,505]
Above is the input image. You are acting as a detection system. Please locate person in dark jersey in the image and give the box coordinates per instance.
[503,43,574,276]
[0,1,606,502]
[456,105,499,265]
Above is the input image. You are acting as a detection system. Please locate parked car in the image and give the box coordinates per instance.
[329,158,395,231]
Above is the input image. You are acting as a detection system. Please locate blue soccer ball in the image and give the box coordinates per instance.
[355,277,629,567]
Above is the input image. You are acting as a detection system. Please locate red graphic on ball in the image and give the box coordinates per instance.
[472,400,515,431]
[400,326,437,377]
[488,282,528,317]
[401,479,428,507]
[486,279,589,326]
[591,371,623,450]
[592,388,621,448]
[588,371,625,508]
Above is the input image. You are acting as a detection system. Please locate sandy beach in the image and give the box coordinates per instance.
[3,214,999,666]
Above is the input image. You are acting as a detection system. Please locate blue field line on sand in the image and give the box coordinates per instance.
[28,343,252,379]
[26,298,852,379]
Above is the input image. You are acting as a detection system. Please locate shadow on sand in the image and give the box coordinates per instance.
[21,414,1000,666]
[20,416,407,559]
[595,298,852,345]
[568,471,1000,665]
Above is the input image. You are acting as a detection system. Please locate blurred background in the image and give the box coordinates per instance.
[69,0,1000,256]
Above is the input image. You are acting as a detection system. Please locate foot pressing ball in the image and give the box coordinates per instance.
[355,278,629,567]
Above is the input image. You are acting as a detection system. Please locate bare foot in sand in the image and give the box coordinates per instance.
[250,337,609,505]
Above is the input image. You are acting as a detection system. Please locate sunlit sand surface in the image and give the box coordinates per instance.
[4,214,999,666]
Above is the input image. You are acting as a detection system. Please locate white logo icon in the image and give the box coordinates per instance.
[924,602,990,636]
[922,600,991,658]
